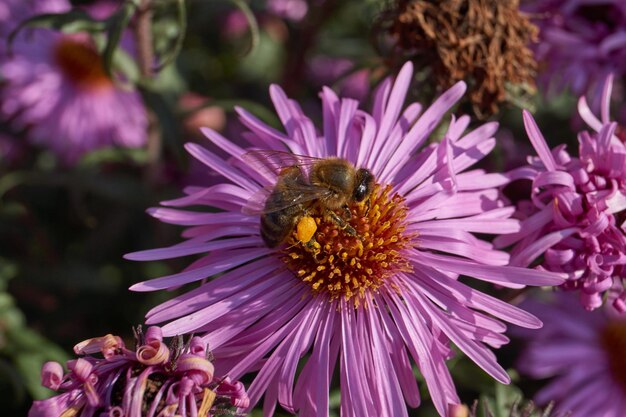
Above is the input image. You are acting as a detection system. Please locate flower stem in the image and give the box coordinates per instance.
[134,0,162,177]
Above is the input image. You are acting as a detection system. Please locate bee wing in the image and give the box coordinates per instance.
[242,150,325,177]
[242,182,333,215]
[241,186,273,215]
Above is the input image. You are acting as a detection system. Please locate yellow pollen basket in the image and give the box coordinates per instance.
[296,216,317,244]
[281,184,413,307]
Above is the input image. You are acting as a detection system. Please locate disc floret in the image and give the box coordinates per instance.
[282,184,413,305]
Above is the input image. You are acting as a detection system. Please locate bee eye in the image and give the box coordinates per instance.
[353,168,374,202]
[354,184,367,202]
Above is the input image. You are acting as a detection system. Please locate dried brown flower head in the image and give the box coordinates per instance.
[385,0,538,118]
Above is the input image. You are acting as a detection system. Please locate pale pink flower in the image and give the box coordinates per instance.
[496,75,626,312]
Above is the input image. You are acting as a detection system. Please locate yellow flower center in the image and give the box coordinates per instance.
[54,37,112,90]
[281,184,413,307]
[600,319,626,393]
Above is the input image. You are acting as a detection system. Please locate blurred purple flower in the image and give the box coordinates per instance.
[126,62,561,417]
[518,293,626,416]
[29,326,249,417]
[221,9,251,39]
[267,0,308,22]
[496,75,626,312]
[525,0,626,96]
[0,0,147,163]
[307,56,370,102]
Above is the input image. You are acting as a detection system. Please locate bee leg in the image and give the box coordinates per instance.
[326,210,356,236]
[341,205,352,221]
[305,238,321,263]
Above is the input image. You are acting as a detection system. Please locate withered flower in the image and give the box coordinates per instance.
[385,0,538,118]
[29,327,249,417]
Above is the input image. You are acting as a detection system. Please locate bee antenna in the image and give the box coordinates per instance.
[285,240,300,250]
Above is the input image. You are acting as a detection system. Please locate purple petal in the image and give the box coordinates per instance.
[523,110,557,171]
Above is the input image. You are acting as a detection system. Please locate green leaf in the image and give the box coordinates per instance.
[110,48,142,87]
[10,328,68,399]
[238,31,285,82]
[476,380,524,417]
[0,270,68,401]
[0,359,27,407]
[154,0,187,71]
[494,382,524,417]
[449,351,495,394]
[102,2,137,77]
[78,146,149,166]
[0,259,18,290]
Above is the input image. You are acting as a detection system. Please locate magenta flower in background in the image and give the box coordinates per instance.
[221,8,257,40]
[221,0,308,40]
[496,75,626,312]
[267,0,308,22]
[307,56,370,102]
[29,326,249,417]
[126,62,562,417]
[0,0,147,163]
[524,0,626,96]
[517,293,626,416]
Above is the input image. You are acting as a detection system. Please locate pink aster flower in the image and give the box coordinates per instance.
[517,293,626,417]
[29,326,249,417]
[126,62,562,417]
[524,0,626,96]
[495,75,626,312]
[0,0,147,163]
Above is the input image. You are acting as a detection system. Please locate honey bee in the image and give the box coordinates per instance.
[242,151,375,248]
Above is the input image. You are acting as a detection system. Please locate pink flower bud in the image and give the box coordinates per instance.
[41,361,64,391]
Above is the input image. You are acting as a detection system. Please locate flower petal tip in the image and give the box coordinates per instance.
[399,60,414,73]
[128,281,153,292]
[526,317,543,330]
[199,126,215,137]
[452,80,468,95]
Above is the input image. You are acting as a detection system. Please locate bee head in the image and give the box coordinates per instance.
[353,169,374,202]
